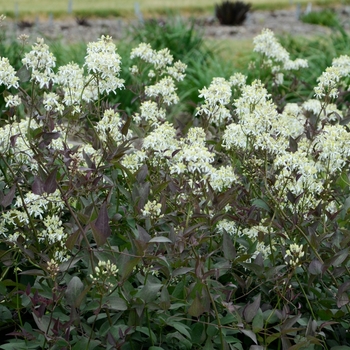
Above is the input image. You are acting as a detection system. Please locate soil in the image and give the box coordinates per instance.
[5,6,350,43]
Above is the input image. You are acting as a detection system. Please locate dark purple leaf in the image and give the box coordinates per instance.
[91,202,111,247]
[0,185,16,207]
[32,176,45,195]
[308,259,323,275]
[244,294,261,323]
[137,224,151,243]
[223,231,236,260]
[43,167,58,194]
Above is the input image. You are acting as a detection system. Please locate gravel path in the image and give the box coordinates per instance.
[4,6,350,43]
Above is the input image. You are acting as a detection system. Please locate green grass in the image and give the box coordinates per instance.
[300,9,340,27]
[1,0,349,18]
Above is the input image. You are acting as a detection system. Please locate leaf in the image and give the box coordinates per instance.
[103,296,128,311]
[137,280,163,303]
[16,65,31,82]
[135,326,157,344]
[188,293,205,318]
[170,322,191,339]
[172,267,194,277]
[0,185,16,207]
[43,167,58,194]
[252,309,264,332]
[137,224,151,242]
[32,313,51,334]
[149,236,172,243]
[251,198,270,212]
[244,294,261,323]
[240,329,257,344]
[325,248,349,268]
[308,259,323,275]
[91,202,111,247]
[71,337,101,350]
[32,176,45,195]
[121,257,141,280]
[222,231,236,260]
[337,293,349,308]
[330,347,350,350]
[65,276,84,307]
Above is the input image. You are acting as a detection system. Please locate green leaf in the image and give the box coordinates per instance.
[136,280,162,303]
[0,305,12,321]
[103,296,128,311]
[191,322,205,344]
[252,198,270,212]
[252,309,264,332]
[16,65,31,82]
[149,236,172,243]
[169,322,191,339]
[72,337,101,350]
[188,293,206,317]
[32,313,51,334]
[136,326,157,344]
[330,347,350,350]
[65,276,84,307]
[240,329,257,344]
[121,256,141,280]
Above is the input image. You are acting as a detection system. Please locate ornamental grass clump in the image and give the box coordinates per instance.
[0,20,350,349]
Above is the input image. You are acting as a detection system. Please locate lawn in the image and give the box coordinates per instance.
[0,0,347,17]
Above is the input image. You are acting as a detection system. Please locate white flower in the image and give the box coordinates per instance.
[84,35,125,95]
[145,76,179,105]
[0,57,19,88]
[5,94,21,108]
[43,92,64,114]
[22,37,56,88]
[142,200,163,219]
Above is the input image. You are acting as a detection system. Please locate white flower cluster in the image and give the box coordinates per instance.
[95,108,132,144]
[22,37,56,89]
[145,76,179,105]
[0,57,19,89]
[170,127,214,175]
[223,80,284,154]
[196,77,233,126]
[253,29,308,72]
[84,35,125,95]
[4,94,21,108]
[142,200,163,219]
[314,55,350,100]
[90,260,118,291]
[134,100,166,127]
[302,99,343,126]
[1,190,68,261]
[285,243,305,267]
[131,43,186,105]
[142,121,179,160]
[56,62,86,111]
[131,43,187,79]
[313,124,350,172]
[43,92,64,114]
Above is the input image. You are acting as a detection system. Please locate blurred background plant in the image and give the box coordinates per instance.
[215,0,252,26]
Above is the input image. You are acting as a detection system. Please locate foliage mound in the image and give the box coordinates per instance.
[215,1,251,26]
[0,16,350,350]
